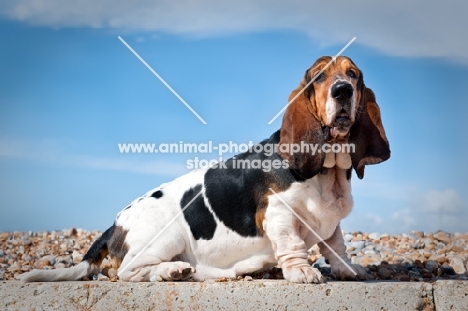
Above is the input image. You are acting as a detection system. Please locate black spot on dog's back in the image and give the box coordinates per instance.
[204,130,295,237]
[180,185,217,240]
[151,190,163,199]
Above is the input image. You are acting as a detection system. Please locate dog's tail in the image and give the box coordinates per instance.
[20,225,115,283]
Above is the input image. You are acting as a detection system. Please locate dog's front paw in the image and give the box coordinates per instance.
[332,263,368,281]
[283,265,325,284]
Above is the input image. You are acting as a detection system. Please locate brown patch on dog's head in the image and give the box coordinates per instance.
[279,56,390,180]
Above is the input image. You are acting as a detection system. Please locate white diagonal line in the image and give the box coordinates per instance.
[267,37,356,125]
[118,36,207,125]
[269,188,357,276]
[118,189,203,277]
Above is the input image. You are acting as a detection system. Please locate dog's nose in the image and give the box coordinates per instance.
[331,82,353,100]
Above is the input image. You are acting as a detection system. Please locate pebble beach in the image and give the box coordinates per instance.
[1,229,467,282]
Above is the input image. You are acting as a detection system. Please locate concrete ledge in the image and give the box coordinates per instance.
[433,280,468,311]
[1,280,466,311]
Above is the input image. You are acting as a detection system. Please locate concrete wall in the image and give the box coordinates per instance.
[1,280,466,311]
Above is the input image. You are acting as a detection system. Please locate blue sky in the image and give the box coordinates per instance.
[0,1,467,234]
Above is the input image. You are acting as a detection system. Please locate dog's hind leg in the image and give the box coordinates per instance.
[115,227,196,282]
[117,252,195,282]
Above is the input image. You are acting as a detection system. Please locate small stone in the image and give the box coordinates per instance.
[451,245,465,252]
[349,241,365,251]
[380,233,390,239]
[440,265,455,275]
[244,276,253,281]
[429,254,446,264]
[7,263,21,272]
[108,268,117,278]
[406,233,420,240]
[434,231,451,244]
[56,255,73,266]
[343,234,353,242]
[414,260,424,269]
[402,258,414,266]
[411,241,425,249]
[449,256,466,274]
[422,270,433,279]
[102,267,117,278]
[422,252,432,259]
[351,256,360,265]
[97,273,108,281]
[408,270,422,281]
[64,228,77,237]
[425,260,439,272]
[369,232,381,241]
[72,251,83,264]
[378,267,393,279]
[262,273,271,279]
[34,255,56,269]
[361,254,381,266]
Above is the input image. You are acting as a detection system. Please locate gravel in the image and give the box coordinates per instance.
[1,229,467,282]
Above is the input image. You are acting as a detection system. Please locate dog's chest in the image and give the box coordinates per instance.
[290,167,353,234]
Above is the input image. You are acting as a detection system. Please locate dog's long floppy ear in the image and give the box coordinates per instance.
[278,71,327,180]
[349,87,390,179]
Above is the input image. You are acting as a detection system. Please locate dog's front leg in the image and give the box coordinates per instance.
[264,204,324,284]
[318,223,368,280]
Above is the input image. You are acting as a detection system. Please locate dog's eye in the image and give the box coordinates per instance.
[315,72,325,83]
[346,69,357,79]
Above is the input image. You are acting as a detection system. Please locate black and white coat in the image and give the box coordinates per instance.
[21,56,390,283]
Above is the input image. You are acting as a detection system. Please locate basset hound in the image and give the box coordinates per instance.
[21,56,390,284]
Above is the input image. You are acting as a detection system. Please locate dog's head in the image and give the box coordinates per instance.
[279,56,390,179]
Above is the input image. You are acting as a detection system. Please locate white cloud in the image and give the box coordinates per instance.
[416,189,463,214]
[391,208,418,228]
[343,188,467,234]
[391,189,467,233]
[1,0,467,63]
